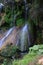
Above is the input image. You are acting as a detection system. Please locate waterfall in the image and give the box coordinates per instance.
[0,3,17,49]
[18,0,30,52]
[0,27,15,47]
[0,0,31,52]
[20,24,29,52]
[0,3,4,8]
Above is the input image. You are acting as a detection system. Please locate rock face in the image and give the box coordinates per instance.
[38,58,43,65]
[38,0,43,43]
[0,14,5,26]
[0,34,3,39]
[0,27,20,50]
[0,30,5,39]
[30,0,43,44]
[0,24,30,52]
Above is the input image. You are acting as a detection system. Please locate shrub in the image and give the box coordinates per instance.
[0,44,20,58]
[29,45,43,55]
[16,18,25,26]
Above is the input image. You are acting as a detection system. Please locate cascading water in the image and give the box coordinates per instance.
[20,24,29,52]
[0,10,18,49]
[0,27,15,48]
[0,0,31,52]
[19,0,31,52]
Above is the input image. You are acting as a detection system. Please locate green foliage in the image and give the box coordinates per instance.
[13,50,37,65]
[4,15,13,24]
[16,18,25,26]
[1,44,21,65]
[2,59,12,65]
[4,3,25,27]
[29,45,39,51]
[5,7,11,14]
[0,0,43,65]
[29,45,43,54]
[4,7,13,27]
[0,44,19,57]
[13,45,43,65]
[1,44,43,65]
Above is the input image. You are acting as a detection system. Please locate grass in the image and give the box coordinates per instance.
[13,44,43,65]
[13,52,37,65]
[2,45,43,65]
